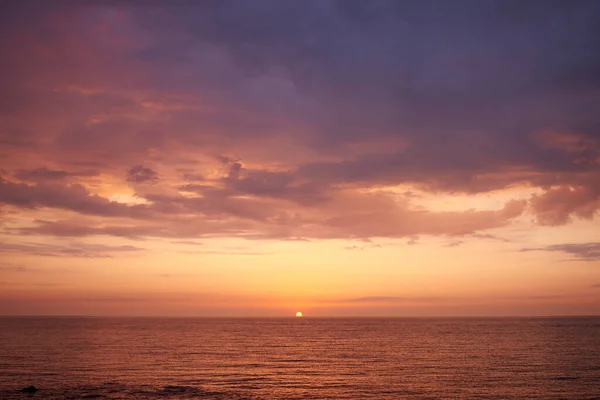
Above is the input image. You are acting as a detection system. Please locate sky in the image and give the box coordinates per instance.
[1,0,599,317]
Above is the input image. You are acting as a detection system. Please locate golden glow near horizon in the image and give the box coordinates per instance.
[296,312,303,318]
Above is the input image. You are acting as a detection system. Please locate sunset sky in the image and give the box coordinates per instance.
[1,0,599,316]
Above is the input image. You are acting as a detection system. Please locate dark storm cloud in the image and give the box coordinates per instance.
[520,242,600,261]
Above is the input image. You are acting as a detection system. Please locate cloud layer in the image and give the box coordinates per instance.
[1,0,599,244]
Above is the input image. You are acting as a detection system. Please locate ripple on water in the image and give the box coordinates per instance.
[1,317,600,399]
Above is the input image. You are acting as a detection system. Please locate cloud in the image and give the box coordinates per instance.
[158,273,203,278]
[226,162,243,180]
[181,250,272,256]
[0,0,598,247]
[170,240,204,246]
[0,242,144,258]
[530,185,600,226]
[322,197,525,239]
[126,165,159,184]
[341,293,581,304]
[344,245,363,251]
[10,193,526,241]
[0,263,29,272]
[344,296,443,303]
[0,176,151,218]
[231,169,330,206]
[520,242,600,261]
[347,296,403,302]
[470,233,510,242]
[79,297,146,303]
[13,220,163,239]
[13,167,99,182]
[182,173,205,182]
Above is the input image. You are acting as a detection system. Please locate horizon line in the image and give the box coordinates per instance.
[1,314,599,319]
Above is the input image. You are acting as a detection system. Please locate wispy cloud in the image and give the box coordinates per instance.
[520,242,600,261]
[0,263,30,272]
[344,245,363,251]
[181,250,273,256]
[79,297,146,303]
[470,233,511,243]
[407,236,419,245]
[343,296,444,303]
[13,167,99,182]
[170,241,204,246]
[0,242,144,258]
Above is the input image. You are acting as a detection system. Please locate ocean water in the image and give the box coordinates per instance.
[0,317,599,399]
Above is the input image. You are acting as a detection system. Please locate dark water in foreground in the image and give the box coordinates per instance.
[1,317,599,399]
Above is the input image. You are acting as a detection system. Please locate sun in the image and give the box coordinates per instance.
[295,311,303,318]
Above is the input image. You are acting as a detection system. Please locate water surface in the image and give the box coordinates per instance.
[1,317,599,399]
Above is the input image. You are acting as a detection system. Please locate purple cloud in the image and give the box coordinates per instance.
[0,176,150,218]
[14,167,99,182]
[520,242,600,262]
[127,165,159,184]
[0,0,598,245]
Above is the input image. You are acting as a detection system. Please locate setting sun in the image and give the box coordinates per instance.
[296,312,303,318]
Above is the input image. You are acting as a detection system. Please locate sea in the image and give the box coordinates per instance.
[0,317,599,399]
